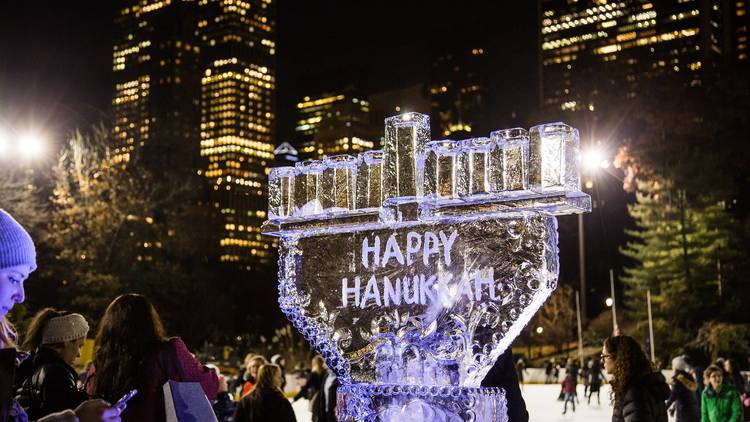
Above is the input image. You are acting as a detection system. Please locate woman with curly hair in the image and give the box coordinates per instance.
[88,294,218,421]
[602,335,670,422]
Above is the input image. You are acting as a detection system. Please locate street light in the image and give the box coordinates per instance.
[536,326,544,334]
[578,145,610,322]
[605,297,613,307]
[18,131,46,159]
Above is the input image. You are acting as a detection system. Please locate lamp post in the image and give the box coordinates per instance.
[578,146,610,323]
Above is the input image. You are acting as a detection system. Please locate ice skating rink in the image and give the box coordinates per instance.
[291,383,677,421]
[523,383,614,421]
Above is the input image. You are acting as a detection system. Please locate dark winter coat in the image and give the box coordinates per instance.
[312,371,338,422]
[233,387,296,422]
[666,369,699,422]
[481,348,530,422]
[701,383,742,422]
[14,347,87,420]
[611,371,670,422]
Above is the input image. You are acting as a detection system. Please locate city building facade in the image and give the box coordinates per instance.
[294,92,376,159]
[539,0,746,112]
[112,0,276,271]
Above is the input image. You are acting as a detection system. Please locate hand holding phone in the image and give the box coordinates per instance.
[115,389,138,409]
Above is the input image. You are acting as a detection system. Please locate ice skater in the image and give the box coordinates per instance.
[561,373,576,414]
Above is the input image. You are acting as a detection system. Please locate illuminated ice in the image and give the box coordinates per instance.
[356,150,384,210]
[383,113,430,203]
[321,154,357,213]
[264,113,590,422]
[294,160,325,216]
[458,137,496,198]
[268,166,295,218]
[491,128,531,194]
[424,140,460,200]
[529,122,580,193]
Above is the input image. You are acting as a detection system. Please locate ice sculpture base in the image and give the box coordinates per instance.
[337,384,508,422]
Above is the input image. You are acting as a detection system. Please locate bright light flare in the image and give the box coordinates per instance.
[0,128,8,157]
[535,326,544,334]
[18,131,46,159]
[605,297,614,307]
[582,147,610,171]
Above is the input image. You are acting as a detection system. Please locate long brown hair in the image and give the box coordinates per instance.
[604,335,654,403]
[253,364,282,392]
[92,294,167,401]
[22,308,68,350]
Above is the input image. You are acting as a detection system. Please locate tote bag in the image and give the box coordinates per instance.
[161,343,217,422]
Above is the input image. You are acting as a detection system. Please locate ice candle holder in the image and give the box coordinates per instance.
[424,140,461,200]
[268,166,295,219]
[322,154,357,213]
[383,112,430,204]
[491,128,531,194]
[263,113,592,422]
[356,150,384,210]
[458,137,497,198]
[529,122,581,193]
[294,160,325,216]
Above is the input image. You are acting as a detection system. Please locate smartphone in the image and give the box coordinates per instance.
[115,389,138,408]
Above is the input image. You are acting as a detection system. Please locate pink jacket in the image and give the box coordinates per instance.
[88,337,218,422]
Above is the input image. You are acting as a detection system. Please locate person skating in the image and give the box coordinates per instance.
[561,373,576,414]
[602,335,670,422]
[587,358,604,405]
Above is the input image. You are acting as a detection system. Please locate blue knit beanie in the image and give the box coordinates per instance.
[0,209,37,272]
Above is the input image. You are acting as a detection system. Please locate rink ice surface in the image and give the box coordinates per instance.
[290,383,677,421]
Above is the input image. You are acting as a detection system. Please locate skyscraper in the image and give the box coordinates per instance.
[198,0,276,269]
[428,47,487,139]
[295,92,375,159]
[539,0,739,112]
[112,0,276,271]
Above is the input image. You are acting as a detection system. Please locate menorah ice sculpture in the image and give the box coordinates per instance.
[263,113,590,421]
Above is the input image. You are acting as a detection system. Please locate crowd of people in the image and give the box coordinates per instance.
[546,334,749,421]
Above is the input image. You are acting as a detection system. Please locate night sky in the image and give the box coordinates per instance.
[0,1,537,146]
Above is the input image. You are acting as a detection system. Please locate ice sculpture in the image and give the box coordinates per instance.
[263,113,590,421]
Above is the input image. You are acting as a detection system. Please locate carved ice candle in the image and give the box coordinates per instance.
[268,166,295,219]
[356,150,384,210]
[294,159,325,216]
[491,128,530,193]
[424,140,460,199]
[322,154,357,212]
[458,137,495,198]
[529,122,581,193]
[383,112,430,203]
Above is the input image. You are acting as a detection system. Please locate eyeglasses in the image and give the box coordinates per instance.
[600,353,613,360]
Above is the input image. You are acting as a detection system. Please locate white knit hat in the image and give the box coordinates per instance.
[41,313,89,344]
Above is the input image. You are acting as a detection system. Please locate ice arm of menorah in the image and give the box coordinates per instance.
[263,113,589,236]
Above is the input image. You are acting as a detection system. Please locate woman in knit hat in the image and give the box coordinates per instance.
[15,308,91,419]
[0,209,121,422]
